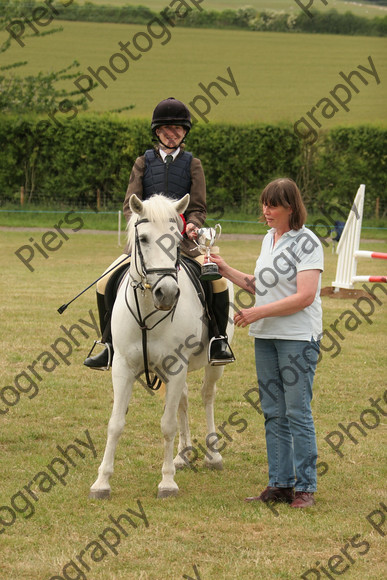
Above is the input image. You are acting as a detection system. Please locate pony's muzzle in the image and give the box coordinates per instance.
[153,283,180,311]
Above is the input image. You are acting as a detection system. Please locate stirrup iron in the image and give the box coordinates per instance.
[85,340,112,371]
[208,336,235,366]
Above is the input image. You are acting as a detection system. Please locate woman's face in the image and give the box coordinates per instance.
[262,203,292,231]
[156,125,186,149]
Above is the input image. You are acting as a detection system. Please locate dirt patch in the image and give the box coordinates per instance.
[321,286,376,300]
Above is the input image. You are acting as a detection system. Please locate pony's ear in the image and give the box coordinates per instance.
[173,193,190,215]
[129,194,143,215]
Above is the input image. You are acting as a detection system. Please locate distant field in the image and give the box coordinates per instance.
[77,0,387,19]
[1,22,386,126]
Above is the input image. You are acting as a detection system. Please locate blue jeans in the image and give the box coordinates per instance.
[254,338,319,492]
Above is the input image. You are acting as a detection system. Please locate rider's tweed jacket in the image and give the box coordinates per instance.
[123,147,206,256]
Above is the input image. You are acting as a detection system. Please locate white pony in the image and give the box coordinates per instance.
[89,194,234,498]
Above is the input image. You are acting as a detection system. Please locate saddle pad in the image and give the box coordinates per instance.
[104,262,130,312]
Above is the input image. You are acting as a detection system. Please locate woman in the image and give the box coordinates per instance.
[211,178,323,508]
[84,97,233,370]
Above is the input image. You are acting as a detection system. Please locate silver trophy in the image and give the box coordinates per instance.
[195,224,222,281]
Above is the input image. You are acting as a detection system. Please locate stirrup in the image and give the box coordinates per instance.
[84,340,112,371]
[208,336,235,366]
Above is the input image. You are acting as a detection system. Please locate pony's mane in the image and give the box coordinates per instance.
[126,195,182,249]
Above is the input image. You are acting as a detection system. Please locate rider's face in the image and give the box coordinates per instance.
[156,125,186,150]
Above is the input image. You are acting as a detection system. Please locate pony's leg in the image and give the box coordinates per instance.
[201,365,224,470]
[158,376,187,498]
[89,357,134,499]
[173,381,192,470]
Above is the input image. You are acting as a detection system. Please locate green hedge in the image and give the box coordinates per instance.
[51,4,387,37]
[5,2,387,37]
[0,115,385,217]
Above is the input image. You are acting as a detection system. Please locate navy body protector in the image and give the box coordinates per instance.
[142,149,192,200]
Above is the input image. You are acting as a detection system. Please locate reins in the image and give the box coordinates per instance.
[126,217,181,390]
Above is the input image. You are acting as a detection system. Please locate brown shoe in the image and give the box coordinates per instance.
[245,486,294,504]
[290,491,315,508]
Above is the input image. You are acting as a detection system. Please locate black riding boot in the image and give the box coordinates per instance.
[209,289,235,365]
[83,292,113,370]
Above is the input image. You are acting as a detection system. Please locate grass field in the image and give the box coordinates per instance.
[77,0,387,19]
[0,229,386,579]
[1,21,386,127]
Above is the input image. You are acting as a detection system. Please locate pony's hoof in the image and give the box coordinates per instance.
[157,487,179,498]
[204,460,223,471]
[174,459,188,470]
[89,488,111,499]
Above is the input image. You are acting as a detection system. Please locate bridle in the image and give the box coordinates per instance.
[125,217,181,390]
[131,217,181,291]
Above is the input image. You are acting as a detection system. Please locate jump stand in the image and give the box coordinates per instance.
[332,184,387,291]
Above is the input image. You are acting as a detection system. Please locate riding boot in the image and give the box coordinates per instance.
[209,289,235,365]
[83,292,113,370]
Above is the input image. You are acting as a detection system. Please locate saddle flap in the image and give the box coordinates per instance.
[180,256,212,308]
[104,263,130,313]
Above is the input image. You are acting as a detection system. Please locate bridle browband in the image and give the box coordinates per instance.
[125,216,182,391]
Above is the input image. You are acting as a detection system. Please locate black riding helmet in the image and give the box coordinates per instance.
[151,98,191,148]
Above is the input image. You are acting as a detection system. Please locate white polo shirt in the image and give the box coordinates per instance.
[249,226,324,341]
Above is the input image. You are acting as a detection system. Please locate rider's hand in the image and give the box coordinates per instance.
[185,223,198,240]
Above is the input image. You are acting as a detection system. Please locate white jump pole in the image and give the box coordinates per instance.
[332,184,387,290]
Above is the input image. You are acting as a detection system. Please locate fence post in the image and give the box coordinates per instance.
[96,188,101,212]
[20,186,24,206]
[118,210,122,247]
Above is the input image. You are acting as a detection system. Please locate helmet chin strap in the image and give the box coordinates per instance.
[154,128,186,151]
[155,135,186,150]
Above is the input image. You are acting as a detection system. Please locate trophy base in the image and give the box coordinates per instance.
[200,263,222,281]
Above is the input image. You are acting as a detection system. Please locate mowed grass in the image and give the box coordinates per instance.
[1,22,387,126]
[77,0,387,19]
[0,230,386,579]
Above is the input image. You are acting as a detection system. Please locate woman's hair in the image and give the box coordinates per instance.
[260,178,307,231]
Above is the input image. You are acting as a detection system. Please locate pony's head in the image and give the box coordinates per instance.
[127,194,190,310]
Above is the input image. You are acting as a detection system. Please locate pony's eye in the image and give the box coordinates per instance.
[139,235,149,244]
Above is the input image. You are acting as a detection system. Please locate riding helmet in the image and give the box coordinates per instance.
[151,98,192,134]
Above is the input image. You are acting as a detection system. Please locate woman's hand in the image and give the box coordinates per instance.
[209,253,228,275]
[234,307,261,327]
